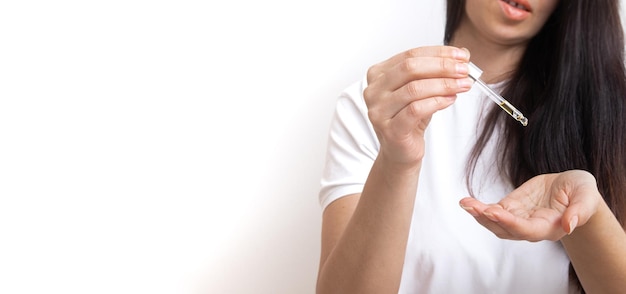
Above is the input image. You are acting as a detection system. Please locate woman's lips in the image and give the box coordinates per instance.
[499,0,531,21]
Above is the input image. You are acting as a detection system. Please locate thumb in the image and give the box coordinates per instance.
[561,192,598,235]
[563,215,578,235]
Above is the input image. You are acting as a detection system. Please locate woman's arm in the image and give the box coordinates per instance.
[459,170,626,293]
[561,200,626,293]
[316,160,421,293]
[316,46,472,293]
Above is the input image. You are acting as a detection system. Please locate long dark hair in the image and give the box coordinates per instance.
[445,0,626,292]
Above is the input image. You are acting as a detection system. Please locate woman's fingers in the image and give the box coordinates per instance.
[364,46,472,122]
[484,206,563,241]
[460,197,565,241]
[367,46,470,82]
[368,56,470,92]
[382,95,456,139]
[460,198,515,238]
[458,169,603,242]
[363,45,473,164]
[367,77,472,123]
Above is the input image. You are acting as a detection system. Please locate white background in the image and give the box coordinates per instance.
[0,1,623,294]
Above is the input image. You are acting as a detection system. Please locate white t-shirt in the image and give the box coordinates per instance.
[319,76,578,293]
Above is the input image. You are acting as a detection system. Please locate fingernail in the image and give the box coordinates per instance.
[483,211,499,222]
[455,48,470,60]
[457,78,473,88]
[460,204,479,217]
[568,216,579,235]
[462,47,470,59]
[456,63,468,75]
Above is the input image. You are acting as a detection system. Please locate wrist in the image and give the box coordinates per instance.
[371,156,423,193]
[376,154,422,176]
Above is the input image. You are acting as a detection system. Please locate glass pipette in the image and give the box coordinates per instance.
[467,62,528,126]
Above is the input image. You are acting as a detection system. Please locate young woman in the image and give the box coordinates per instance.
[316,0,626,293]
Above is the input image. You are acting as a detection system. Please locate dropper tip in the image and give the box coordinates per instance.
[519,117,528,127]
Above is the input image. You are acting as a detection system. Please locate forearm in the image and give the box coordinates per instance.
[561,200,626,293]
[316,157,421,294]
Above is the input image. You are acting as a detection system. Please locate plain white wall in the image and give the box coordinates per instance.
[0,1,444,293]
[1,1,624,294]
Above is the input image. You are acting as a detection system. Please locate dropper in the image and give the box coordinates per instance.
[467,62,528,126]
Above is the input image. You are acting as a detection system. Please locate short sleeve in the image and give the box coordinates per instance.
[318,77,380,210]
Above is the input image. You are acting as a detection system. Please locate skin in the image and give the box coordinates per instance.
[455,0,559,82]
[459,171,626,293]
[317,46,471,293]
[316,0,626,293]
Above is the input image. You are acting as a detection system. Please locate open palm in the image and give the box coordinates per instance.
[459,170,601,242]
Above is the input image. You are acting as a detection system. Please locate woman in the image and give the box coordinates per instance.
[316,0,626,293]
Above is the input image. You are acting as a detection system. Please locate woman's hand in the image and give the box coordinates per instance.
[364,46,472,166]
[459,170,603,242]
